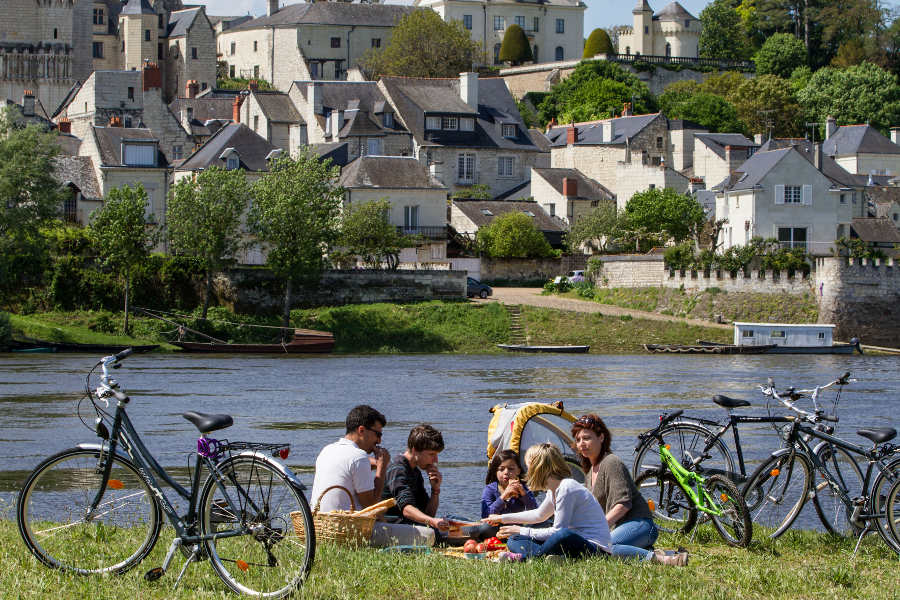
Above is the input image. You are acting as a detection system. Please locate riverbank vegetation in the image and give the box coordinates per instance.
[0,513,894,600]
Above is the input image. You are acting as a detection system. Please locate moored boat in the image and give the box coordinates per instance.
[6,340,158,353]
[172,329,334,354]
[497,344,590,353]
[643,343,776,354]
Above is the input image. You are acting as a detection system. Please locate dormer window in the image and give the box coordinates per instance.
[383,112,394,128]
[481,208,493,216]
[426,116,441,130]
[442,117,458,130]
[220,147,240,170]
[502,123,516,138]
[122,142,156,167]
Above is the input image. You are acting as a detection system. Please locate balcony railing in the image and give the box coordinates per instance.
[608,53,755,73]
[397,225,447,240]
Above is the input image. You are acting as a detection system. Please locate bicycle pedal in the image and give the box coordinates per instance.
[144,566,165,582]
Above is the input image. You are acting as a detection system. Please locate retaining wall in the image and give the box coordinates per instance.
[480,255,588,282]
[816,257,900,345]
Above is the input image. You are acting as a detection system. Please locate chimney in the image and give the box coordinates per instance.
[826,115,837,140]
[22,90,34,117]
[891,127,900,146]
[459,72,478,110]
[109,116,122,127]
[814,142,823,171]
[754,133,764,145]
[566,125,577,145]
[57,117,71,134]
[725,145,733,164]
[185,80,199,98]
[622,102,632,117]
[602,120,615,143]
[142,62,161,91]
[248,80,259,92]
[562,177,578,198]
[330,110,344,137]
[267,0,279,17]
[232,94,244,123]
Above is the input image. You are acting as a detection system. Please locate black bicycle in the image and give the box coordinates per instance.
[16,349,315,597]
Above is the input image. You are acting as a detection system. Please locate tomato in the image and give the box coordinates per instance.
[463,539,478,553]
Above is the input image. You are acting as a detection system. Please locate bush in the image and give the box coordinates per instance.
[663,243,695,270]
[583,29,614,58]
[573,281,595,299]
[543,280,571,294]
[499,24,532,65]
[0,311,10,345]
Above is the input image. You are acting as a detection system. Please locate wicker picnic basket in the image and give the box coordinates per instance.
[292,485,375,547]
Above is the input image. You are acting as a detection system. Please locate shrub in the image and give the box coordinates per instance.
[583,29,614,58]
[499,24,533,65]
[664,243,695,270]
[573,281,595,299]
[0,311,10,345]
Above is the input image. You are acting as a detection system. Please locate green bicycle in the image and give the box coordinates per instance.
[635,410,753,547]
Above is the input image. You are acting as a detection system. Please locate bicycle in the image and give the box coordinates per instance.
[741,376,900,554]
[16,349,316,597]
[634,409,753,547]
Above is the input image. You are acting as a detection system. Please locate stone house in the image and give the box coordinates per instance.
[168,85,236,148]
[236,88,305,153]
[614,158,691,207]
[339,156,449,265]
[823,117,900,177]
[530,167,614,226]
[617,1,700,58]
[691,133,757,188]
[216,2,418,91]
[379,72,543,198]
[414,0,585,65]
[54,155,103,226]
[450,199,565,248]
[162,6,217,102]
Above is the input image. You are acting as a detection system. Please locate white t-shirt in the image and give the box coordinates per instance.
[310,437,374,512]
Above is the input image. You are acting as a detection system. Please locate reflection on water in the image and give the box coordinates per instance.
[0,352,897,531]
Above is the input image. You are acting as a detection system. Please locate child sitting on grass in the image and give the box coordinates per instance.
[467,449,538,541]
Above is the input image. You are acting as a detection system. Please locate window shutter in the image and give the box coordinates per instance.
[774,184,785,205]
[802,184,812,205]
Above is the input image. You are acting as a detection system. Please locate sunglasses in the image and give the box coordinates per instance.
[575,416,600,427]
[364,426,383,440]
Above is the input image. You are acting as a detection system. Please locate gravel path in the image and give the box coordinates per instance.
[482,287,732,330]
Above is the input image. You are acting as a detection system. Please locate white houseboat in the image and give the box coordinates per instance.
[731,322,861,354]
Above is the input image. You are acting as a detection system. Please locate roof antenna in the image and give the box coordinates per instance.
[757,109,775,141]
[806,121,824,145]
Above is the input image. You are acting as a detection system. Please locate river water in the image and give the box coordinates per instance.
[1,352,897,531]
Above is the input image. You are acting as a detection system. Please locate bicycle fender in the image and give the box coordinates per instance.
[230,450,308,491]
[76,442,131,461]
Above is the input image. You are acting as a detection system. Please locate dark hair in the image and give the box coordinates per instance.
[485,449,525,485]
[571,413,612,471]
[345,405,386,433]
[407,424,444,452]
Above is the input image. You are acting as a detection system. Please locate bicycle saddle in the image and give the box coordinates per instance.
[713,395,751,409]
[856,428,897,444]
[183,411,234,433]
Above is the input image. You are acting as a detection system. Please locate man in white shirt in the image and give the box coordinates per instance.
[310,405,434,547]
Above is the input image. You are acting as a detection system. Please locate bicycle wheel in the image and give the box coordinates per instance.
[634,469,698,534]
[885,475,900,554]
[811,442,864,537]
[871,456,900,553]
[632,423,735,483]
[742,449,811,540]
[705,474,752,547]
[16,447,161,574]
[200,455,315,598]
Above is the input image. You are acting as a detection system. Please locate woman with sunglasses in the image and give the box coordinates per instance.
[572,414,688,566]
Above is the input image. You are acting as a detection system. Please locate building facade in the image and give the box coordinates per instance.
[617,1,700,58]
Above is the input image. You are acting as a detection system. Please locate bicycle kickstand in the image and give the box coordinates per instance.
[851,525,871,557]
[173,545,202,590]
[145,537,182,582]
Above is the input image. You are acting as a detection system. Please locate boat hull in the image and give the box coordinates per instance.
[497,344,590,353]
[172,336,334,354]
[7,340,158,353]
[644,343,776,354]
[697,340,861,355]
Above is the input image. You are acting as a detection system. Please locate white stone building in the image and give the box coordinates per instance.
[414,0,586,65]
[823,117,900,177]
[530,167,614,226]
[617,1,700,58]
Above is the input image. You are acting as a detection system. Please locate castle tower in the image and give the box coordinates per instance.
[120,0,159,72]
[633,0,653,55]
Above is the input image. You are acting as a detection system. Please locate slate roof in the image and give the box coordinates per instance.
[694,133,757,159]
[532,168,615,201]
[547,113,662,147]
[754,139,858,188]
[170,96,234,122]
[528,128,552,153]
[54,156,101,199]
[339,156,446,190]
[494,179,531,201]
[3,98,53,127]
[120,0,155,15]
[229,3,418,31]
[294,81,402,136]
[822,125,900,156]
[633,0,653,13]
[310,142,350,167]
[92,127,167,167]
[851,218,900,243]
[654,2,697,21]
[252,91,302,124]
[177,123,277,172]
[380,76,538,152]
[209,15,252,29]
[452,200,564,232]
[167,8,201,38]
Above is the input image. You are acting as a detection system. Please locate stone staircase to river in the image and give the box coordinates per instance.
[506,304,527,345]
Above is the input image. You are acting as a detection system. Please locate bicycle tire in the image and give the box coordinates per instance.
[634,469,698,535]
[811,441,864,537]
[742,449,812,540]
[705,473,752,547]
[885,475,900,554]
[16,447,162,574]
[200,454,315,598]
[870,455,900,553]
[632,422,735,483]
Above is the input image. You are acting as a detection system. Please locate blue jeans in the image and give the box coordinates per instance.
[507,528,607,560]
[610,517,658,561]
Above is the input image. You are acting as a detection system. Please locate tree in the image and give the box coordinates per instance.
[167,167,251,319]
[658,80,701,116]
[339,198,412,269]
[89,184,158,334]
[729,74,804,137]
[476,212,555,258]
[699,70,747,99]
[361,10,483,78]
[539,60,654,124]
[499,24,533,65]
[565,203,622,253]
[756,33,808,78]
[583,28,614,58]
[797,62,900,134]
[248,151,343,327]
[666,93,746,134]
[699,0,750,60]
[625,188,707,244]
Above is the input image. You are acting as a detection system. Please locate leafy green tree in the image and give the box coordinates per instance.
[797,62,900,134]
[89,184,159,334]
[583,28,614,57]
[167,167,251,319]
[730,74,804,137]
[658,80,701,116]
[699,70,747,99]
[499,24,533,65]
[565,203,622,253]
[625,188,707,244]
[339,198,412,269]
[756,33,808,78]
[248,151,343,327]
[361,10,483,78]
[699,0,750,60]
[666,93,746,134]
[538,60,654,124]
[477,212,555,258]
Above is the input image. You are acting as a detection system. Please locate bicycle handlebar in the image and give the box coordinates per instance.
[759,372,851,424]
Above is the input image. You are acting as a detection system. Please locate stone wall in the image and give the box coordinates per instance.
[591,255,667,287]
[480,255,588,282]
[214,268,467,313]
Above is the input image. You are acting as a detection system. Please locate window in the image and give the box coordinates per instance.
[53,28,58,39]
[123,144,156,166]
[226,155,239,170]
[777,227,807,249]
[458,152,475,183]
[742,330,754,338]
[426,116,441,130]
[644,25,649,34]
[229,64,235,78]
[127,86,134,100]
[331,37,341,48]
[656,136,663,149]
[93,8,104,25]
[498,156,515,177]
[404,205,419,229]
[253,115,259,131]
[555,46,564,61]
[442,117,458,130]
[840,193,846,204]
[460,118,475,132]
[383,112,394,128]
[556,19,564,33]
[515,16,525,28]
[64,191,77,222]
[187,107,194,122]
[92,42,103,58]
[533,17,539,32]
[894,213,899,221]
[158,42,163,59]
[625,46,630,55]
[771,331,785,338]
[172,145,183,160]
[254,40,258,52]
[502,123,516,138]
[371,38,381,48]
[366,138,383,156]
[144,29,151,42]
[121,40,125,52]
[463,14,472,30]
[145,191,153,220]
[335,60,346,79]
[785,185,801,204]
[685,19,691,28]
[201,82,207,90]
[158,14,164,29]
[544,203,555,216]
[230,41,235,55]
[494,16,505,31]
[191,47,197,59]
[310,62,319,79]
[253,65,260,78]
[124,117,132,128]
[818,332,826,340]
[665,43,671,57]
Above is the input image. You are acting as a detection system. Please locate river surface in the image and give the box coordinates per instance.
[0,352,897,532]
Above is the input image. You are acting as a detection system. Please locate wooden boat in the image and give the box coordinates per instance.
[172,329,334,354]
[7,340,158,353]
[497,344,590,353]
[698,340,861,355]
[643,343,776,354]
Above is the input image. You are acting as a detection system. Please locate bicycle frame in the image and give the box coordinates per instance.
[658,444,727,517]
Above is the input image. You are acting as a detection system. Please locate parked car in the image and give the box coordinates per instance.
[553,270,585,284]
[467,277,492,299]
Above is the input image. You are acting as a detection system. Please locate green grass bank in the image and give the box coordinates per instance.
[5,302,731,354]
[0,516,895,600]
